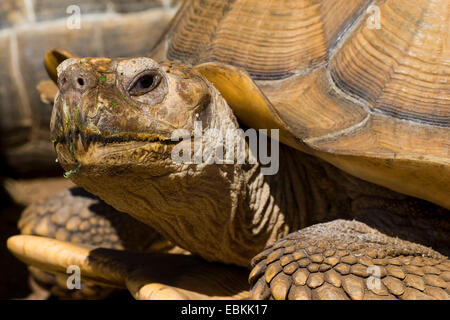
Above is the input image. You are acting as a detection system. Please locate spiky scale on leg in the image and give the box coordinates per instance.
[249,220,450,300]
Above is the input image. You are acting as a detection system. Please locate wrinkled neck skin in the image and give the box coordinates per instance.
[68,86,450,268]
[231,146,450,266]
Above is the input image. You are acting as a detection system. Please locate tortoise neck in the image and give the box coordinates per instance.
[216,143,396,265]
[236,146,311,255]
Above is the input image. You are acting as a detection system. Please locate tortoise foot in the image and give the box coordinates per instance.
[8,235,250,300]
[249,220,450,300]
[28,266,115,300]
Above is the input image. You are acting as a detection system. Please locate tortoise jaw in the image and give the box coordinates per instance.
[54,131,177,151]
[54,131,179,163]
[54,135,180,180]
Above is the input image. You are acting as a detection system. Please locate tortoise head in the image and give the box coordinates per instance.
[51,57,218,174]
[51,57,256,265]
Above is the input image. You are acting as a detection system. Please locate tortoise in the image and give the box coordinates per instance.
[7,0,450,300]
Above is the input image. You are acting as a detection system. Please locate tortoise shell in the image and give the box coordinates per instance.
[150,0,450,209]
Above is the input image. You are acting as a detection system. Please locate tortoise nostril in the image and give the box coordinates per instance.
[77,78,85,86]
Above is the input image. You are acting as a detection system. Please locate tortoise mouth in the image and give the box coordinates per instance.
[51,91,184,155]
[53,131,179,150]
[54,133,184,179]
[53,131,182,168]
[50,88,189,158]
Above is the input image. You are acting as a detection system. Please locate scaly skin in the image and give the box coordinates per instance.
[19,187,171,299]
[250,220,450,300]
[49,57,450,299]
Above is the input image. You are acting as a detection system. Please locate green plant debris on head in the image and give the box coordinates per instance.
[64,135,82,178]
[64,113,71,130]
[74,107,82,130]
[117,92,136,108]
[64,162,81,178]
[99,74,107,83]
[111,101,118,107]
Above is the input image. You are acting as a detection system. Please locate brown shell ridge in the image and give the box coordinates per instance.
[325,0,376,63]
[329,29,450,127]
[304,114,371,148]
[259,64,448,164]
[149,0,191,62]
[257,66,370,143]
[329,0,450,127]
[329,41,449,126]
[155,0,374,80]
[307,114,450,164]
[305,66,449,148]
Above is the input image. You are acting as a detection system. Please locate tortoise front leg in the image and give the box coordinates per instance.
[11,187,250,300]
[249,220,450,300]
[16,187,170,299]
[8,235,250,300]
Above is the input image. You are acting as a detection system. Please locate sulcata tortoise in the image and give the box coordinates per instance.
[8,0,450,300]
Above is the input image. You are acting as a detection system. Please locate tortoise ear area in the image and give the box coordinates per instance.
[44,49,79,83]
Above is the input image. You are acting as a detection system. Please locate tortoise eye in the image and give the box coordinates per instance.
[129,71,161,96]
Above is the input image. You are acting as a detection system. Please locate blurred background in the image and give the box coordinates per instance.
[0,0,180,299]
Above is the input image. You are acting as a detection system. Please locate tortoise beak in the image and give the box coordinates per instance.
[57,59,98,96]
[50,58,99,153]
